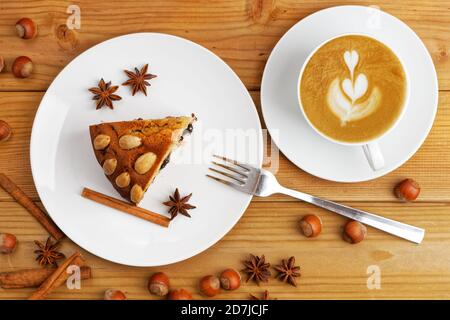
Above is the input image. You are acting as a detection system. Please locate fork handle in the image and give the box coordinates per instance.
[279,187,425,244]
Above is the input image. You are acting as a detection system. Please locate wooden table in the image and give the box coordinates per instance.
[0,1,449,300]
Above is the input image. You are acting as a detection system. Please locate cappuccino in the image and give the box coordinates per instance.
[299,35,407,143]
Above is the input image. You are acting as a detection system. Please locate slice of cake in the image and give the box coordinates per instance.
[89,115,196,204]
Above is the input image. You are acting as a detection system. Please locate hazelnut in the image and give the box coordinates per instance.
[343,221,367,244]
[0,233,18,254]
[0,56,4,73]
[12,56,33,78]
[299,214,322,238]
[219,268,241,290]
[130,184,144,203]
[167,288,193,300]
[0,120,12,143]
[93,134,110,150]
[134,152,157,174]
[104,289,126,300]
[119,134,141,150]
[115,172,130,188]
[148,272,170,296]
[199,275,220,297]
[395,178,420,202]
[102,158,117,176]
[15,18,38,39]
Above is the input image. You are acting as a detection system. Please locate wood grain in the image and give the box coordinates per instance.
[1,201,450,299]
[0,0,448,91]
[0,91,448,202]
[0,0,449,300]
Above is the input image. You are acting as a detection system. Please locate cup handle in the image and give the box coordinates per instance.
[362,142,385,171]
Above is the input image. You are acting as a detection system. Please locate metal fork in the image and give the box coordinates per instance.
[207,155,425,244]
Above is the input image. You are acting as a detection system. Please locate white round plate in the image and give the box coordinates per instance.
[261,5,438,182]
[31,33,262,266]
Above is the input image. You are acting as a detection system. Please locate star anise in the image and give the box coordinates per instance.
[242,254,271,285]
[249,290,274,300]
[122,64,157,96]
[274,256,301,287]
[163,188,196,220]
[88,78,122,110]
[34,237,65,267]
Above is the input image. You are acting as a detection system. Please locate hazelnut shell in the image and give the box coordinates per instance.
[395,179,420,202]
[12,56,33,78]
[16,18,38,39]
[148,272,170,296]
[167,288,192,300]
[0,233,18,254]
[343,221,367,244]
[219,268,241,290]
[299,214,322,238]
[199,275,220,297]
[104,289,126,300]
[0,56,4,73]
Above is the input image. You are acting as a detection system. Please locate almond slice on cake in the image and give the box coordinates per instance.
[89,115,196,204]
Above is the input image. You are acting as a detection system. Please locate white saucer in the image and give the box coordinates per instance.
[30,33,262,266]
[261,5,438,182]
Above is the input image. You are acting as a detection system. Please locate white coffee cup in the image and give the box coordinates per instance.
[297,33,410,171]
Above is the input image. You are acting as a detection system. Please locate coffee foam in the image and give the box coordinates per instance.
[327,50,381,125]
[299,35,407,143]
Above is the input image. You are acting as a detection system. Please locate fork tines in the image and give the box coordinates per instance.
[206,155,251,189]
[212,155,250,171]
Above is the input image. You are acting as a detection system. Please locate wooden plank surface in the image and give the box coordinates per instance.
[1,0,449,300]
[1,201,450,299]
[0,0,448,91]
[0,91,449,202]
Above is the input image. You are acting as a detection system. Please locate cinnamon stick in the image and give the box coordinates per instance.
[29,251,85,300]
[0,173,64,240]
[81,187,170,228]
[0,266,91,289]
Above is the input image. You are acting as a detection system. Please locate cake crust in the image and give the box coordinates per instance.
[89,116,195,204]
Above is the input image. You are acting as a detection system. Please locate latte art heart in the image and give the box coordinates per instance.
[343,50,358,78]
[342,74,368,103]
[327,50,379,125]
[328,79,380,124]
